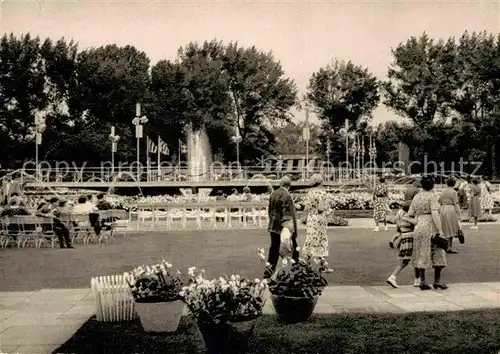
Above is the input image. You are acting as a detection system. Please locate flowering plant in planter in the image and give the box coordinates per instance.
[179,266,267,324]
[258,248,328,298]
[125,260,183,303]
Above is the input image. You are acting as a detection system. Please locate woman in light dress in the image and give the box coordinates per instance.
[439,178,461,254]
[457,178,470,221]
[387,204,419,288]
[469,178,482,230]
[303,174,333,273]
[409,175,447,290]
[372,176,390,232]
[480,176,494,216]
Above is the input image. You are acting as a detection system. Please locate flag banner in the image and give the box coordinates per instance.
[147,137,158,154]
[158,137,169,155]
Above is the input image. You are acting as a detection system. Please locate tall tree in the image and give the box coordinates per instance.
[272,121,321,156]
[307,60,379,133]
[382,33,456,130]
[159,39,298,163]
[0,33,47,164]
[68,44,151,163]
[0,34,80,167]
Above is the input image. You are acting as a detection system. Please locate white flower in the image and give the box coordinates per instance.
[296,246,301,252]
[282,258,288,266]
[290,259,296,264]
[254,278,260,283]
[188,267,196,276]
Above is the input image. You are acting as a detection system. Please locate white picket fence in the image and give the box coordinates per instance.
[91,274,136,322]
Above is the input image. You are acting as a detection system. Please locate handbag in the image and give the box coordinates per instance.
[456,229,465,244]
[431,233,449,250]
[279,227,293,258]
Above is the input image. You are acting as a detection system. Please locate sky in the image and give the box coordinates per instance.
[1,0,499,125]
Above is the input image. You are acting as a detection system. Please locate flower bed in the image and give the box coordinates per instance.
[100,190,500,212]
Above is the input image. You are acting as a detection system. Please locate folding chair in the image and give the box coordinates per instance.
[71,213,94,244]
[0,217,10,248]
[36,217,57,248]
[18,216,42,248]
[2,216,22,248]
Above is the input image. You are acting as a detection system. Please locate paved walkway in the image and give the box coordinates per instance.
[1,282,500,353]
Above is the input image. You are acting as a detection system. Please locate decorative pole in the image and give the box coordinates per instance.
[356,135,361,178]
[361,136,365,178]
[231,133,242,177]
[349,134,355,181]
[108,126,120,177]
[303,106,311,179]
[132,103,148,181]
[339,120,349,182]
[34,111,46,180]
[369,135,377,188]
[326,136,331,179]
[345,120,349,180]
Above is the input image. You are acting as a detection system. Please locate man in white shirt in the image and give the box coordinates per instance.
[72,195,97,214]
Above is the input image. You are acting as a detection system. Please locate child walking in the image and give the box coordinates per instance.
[387,205,419,288]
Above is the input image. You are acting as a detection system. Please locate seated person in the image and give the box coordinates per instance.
[37,199,74,249]
[1,196,30,217]
[96,193,112,210]
[1,196,30,237]
[73,195,97,214]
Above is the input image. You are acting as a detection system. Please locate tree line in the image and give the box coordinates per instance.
[1,31,500,175]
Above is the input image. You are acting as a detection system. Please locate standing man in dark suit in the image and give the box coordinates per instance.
[265,176,300,278]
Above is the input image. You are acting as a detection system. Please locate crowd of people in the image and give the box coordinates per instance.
[0,193,114,248]
[385,175,492,290]
[262,173,495,291]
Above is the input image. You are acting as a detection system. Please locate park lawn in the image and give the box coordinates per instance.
[55,309,500,354]
[2,226,500,291]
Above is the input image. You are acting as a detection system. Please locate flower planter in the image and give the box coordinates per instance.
[135,300,184,332]
[270,294,318,323]
[197,316,259,354]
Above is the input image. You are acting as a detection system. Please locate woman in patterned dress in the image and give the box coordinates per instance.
[480,176,494,216]
[303,174,333,273]
[387,204,419,288]
[469,178,482,230]
[372,176,389,232]
[439,178,461,254]
[409,175,447,290]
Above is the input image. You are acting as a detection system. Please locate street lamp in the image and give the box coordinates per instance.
[325,137,331,179]
[34,111,46,180]
[303,106,310,179]
[132,103,148,181]
[369,135,377,187]
[108,126,120,177]
[231,134,243,177]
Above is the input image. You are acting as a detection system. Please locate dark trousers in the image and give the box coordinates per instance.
[265,231,299,277]
[54,220,72,248]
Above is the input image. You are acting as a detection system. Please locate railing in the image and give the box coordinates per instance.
[0,166,389,185]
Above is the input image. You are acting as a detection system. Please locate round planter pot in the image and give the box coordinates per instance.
[270,294,319,323]
[197,316,259,354]
[135,300,184,332]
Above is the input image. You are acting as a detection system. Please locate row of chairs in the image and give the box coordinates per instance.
[0,210,129,248]
[130,207,270,230]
